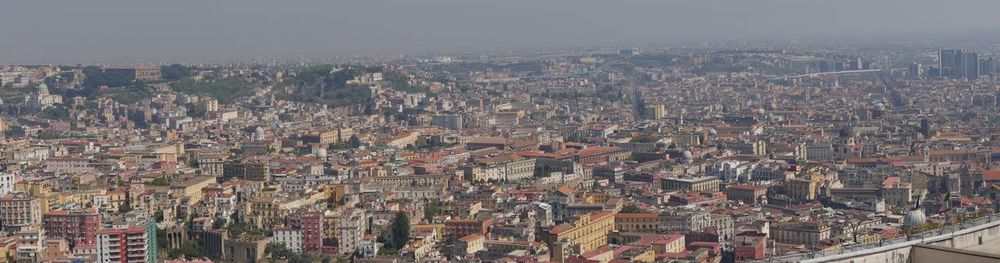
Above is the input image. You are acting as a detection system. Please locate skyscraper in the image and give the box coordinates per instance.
[939,49,962,78]
[938,49,985,80]
[980,57,994,77]
[962,51,979,80]
[908,63,922,78]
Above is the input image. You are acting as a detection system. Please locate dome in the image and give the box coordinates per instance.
[903,209,926,229]
[37,83,49,95]
[708,128,718,136]
[254,126,265,136]
[317,149,328,158]
[682,151,693,160]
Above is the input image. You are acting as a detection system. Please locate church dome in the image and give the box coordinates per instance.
[37,83,49,95]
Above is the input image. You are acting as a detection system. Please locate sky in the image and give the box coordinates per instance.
[2,0,1000,64]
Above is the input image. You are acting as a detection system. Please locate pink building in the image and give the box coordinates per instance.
[299,211,324,254]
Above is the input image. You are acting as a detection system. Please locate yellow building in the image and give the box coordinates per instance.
[582,192,610,204]
[652,234,686,254]
[661,176,720,192]
[544,211,615,260]
[169,176,216,202]
[618,247,656,262]
[787,177,818,200]
[614,213,659,233]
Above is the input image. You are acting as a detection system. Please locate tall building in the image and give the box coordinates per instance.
[0,194,44,232]
[43,209,100,250]
[337,209,367,255]
[938,49,987,80]
[962,51,979,80]
[939,49,962,78]
[908,63,922,78]
[980,57,994,76]
[634,88,646,119]
[96,222,157,263]
[298,211,324,254]
[16,227,45,263]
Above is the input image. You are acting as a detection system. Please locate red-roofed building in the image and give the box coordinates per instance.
[652,234,686,254]
[574,147,628,166]
[667,191,727,206]
[983,170,1000,184]
[734,232,767,261]
[445,218,492,239]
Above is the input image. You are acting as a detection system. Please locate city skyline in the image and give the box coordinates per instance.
[4,0,1000,64]
[4,1,1000,263]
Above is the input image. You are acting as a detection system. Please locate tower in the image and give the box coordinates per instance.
[633,87,646,120]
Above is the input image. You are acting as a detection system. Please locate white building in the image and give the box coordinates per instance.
[337,209,367,255]
[24,83,62,110]
[272,228,303,253]
[359,235,381,258]
[0,171,17,195]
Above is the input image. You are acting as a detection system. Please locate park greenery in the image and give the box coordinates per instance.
[171,77,256,103]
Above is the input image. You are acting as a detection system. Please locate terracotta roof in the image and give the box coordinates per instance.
[983,170,1000,181]
[576,146,622,157]
[615,213,658,219]
[459,234,483,242]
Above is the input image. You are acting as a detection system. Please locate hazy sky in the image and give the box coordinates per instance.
[2,0,1000,64]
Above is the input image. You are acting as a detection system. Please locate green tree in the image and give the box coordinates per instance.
[212,218,227,229]
[186,103,208,118]
[619,204,647,213]
[169,242,205,259]
[156,228,167,249]
[423,202,441,222]
[38,106,71,121]
[161,64,194,80]
[348,135,362,148]
[265,243,294,259]
[388,212,410,249]
[118,190,132,213]
[171,77,255,103]
[146,176,171,186]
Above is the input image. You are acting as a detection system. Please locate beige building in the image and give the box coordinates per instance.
[225,235,271,263]
[0,194,43,232]
[542,211,615,261]
[725,184,767,204]
[661,176,720,192]
[456,234,485,256]
[614,213,659,233]
[463,154,536,182]
[787,177,818,200]
[771,221,831,247]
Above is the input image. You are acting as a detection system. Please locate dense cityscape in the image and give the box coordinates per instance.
[4,29,1000,263]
